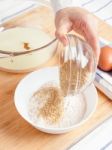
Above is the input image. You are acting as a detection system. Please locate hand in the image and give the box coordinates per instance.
[55,7,100,62]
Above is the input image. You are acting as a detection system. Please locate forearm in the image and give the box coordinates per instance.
[50,0,81,12]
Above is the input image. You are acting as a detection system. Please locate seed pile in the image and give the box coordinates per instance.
[32,83,64,124]
[28,81,86,128]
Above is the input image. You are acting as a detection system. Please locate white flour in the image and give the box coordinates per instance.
[28,85,86,128]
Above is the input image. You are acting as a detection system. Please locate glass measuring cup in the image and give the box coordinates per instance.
[58,34,96,96]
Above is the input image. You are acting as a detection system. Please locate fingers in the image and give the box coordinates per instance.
[55,18,72,46]
[82,18,100,63]
[86,33,100,64]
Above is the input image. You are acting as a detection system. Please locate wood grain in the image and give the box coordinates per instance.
[0,5,112,150]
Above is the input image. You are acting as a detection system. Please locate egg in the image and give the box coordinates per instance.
[98,46,112,71]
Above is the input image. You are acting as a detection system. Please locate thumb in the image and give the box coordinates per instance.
[55,20,72,46]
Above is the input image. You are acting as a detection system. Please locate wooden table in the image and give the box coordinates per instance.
[0,5,112,150]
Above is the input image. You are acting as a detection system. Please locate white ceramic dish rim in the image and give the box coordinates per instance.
[14,67,98,132]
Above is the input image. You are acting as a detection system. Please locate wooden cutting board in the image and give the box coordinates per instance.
[0,5,112,150]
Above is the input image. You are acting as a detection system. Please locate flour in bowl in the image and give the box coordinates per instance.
[28,82,86,128]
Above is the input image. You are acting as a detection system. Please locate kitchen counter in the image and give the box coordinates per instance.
[0,5,112,150]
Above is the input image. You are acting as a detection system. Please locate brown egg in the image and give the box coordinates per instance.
[98,46,112,71]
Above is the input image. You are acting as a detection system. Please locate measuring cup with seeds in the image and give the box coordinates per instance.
[59,34,96,97]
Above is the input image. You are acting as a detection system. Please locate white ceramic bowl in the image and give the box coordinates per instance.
[14,67,98,134]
